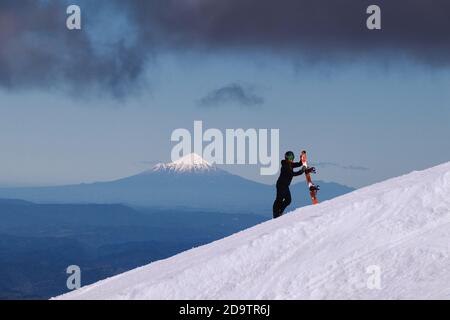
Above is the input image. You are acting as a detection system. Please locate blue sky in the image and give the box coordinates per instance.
[1,52,450,188]
[1,1,450,188]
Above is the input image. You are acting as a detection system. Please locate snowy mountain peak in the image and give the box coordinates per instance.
[152,153,218,174]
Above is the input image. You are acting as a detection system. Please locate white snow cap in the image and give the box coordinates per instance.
[152,153,217,173]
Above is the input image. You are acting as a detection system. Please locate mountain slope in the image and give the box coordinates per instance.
[0,154,353,215]
[56,162,450,300]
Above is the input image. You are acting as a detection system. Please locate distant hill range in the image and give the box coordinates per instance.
[0,154,354,215]
[0,199,267,299]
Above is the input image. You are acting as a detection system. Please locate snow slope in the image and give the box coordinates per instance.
[56,162,450,300]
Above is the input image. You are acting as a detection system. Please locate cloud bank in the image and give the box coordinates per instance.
[1,0,450,95]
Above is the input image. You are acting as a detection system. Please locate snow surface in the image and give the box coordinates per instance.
[56,162,450,300]
[152,153,218,174]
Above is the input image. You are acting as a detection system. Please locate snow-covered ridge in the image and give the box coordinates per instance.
[152,153,218,174]
[56,162,450,300]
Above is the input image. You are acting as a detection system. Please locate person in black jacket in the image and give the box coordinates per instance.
[273,151,316,218]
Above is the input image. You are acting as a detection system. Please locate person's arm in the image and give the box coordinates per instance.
[291,162,303,168]
[293,166,306,176]
[293,166,316,176]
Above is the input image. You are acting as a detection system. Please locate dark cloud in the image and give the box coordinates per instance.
[0,0,146,97]
[313,162,370,171]
[1,0,450,96]
[199,84,264,108]
[121,0,450,65]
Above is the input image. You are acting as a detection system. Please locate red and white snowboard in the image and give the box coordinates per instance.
[301,151,319,205]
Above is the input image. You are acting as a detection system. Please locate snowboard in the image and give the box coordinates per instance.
[300,151,319,205]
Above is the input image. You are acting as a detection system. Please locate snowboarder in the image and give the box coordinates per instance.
[273,151,316,218]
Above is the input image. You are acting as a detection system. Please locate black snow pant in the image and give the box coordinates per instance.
[273,185,292,219]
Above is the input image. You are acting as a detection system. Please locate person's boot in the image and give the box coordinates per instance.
[273,208,283,219]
